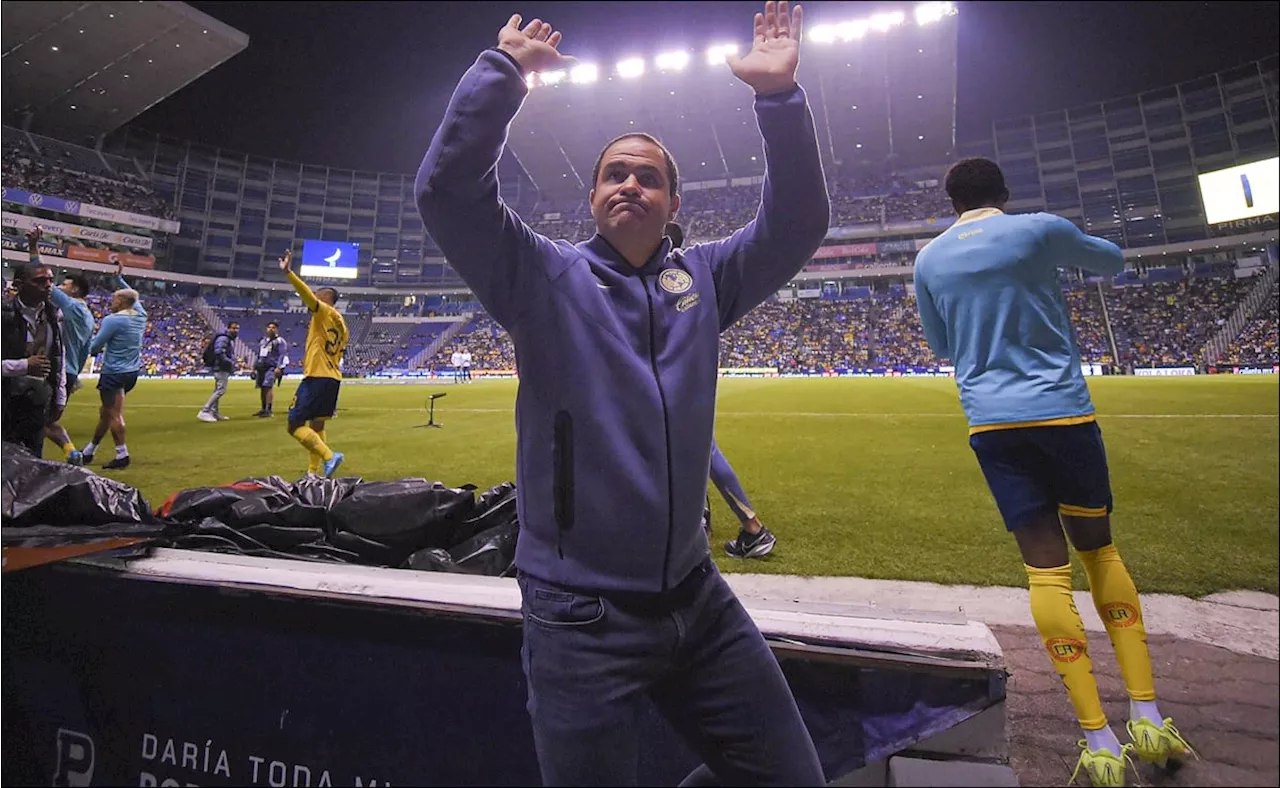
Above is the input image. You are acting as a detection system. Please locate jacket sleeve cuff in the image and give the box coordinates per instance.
[488,47,524,77]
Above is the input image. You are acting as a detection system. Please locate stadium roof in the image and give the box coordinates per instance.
[1,0,248,143]
[508,3,959,203]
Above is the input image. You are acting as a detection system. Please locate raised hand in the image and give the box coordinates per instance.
[26,225,42,249]
[279,249,293,273]
[727,1,804,96]
[497,14,575,74]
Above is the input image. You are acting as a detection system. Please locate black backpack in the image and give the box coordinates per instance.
[202,333,226,367]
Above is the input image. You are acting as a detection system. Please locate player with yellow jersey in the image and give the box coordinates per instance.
[279,248,347,478]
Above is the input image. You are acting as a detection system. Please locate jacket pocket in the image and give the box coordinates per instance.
[553,410,574,535]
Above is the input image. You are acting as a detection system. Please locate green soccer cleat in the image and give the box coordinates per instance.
[1127,717,1198,769]
[1069,740,1135,787]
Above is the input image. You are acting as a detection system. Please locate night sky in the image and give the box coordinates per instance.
[132,1,1280,174]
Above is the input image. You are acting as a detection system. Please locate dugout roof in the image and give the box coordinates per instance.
[1,1,248,143]
[508,5,959,203]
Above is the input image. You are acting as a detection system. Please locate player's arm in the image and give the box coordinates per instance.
[414,15,570,327]
[87,317,117,357]
[696,3,830,330]
[914,273,951,359]
[279,250,325,312]
[1042,214,1125,277]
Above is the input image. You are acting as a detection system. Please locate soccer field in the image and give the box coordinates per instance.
[55,375,1279,597]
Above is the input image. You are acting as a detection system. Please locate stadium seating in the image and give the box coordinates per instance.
[2,129,175,220]
[1222,278,1279,366]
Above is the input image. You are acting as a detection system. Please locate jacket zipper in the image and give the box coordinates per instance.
[643,276,677,594]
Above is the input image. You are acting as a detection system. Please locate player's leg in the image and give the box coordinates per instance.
[649,563,824,786]
[44,422,81,465]
[1053,423,1195,769]
[709,441,775,559]
[45,373,82,464]
[83,378,118,463]
[102,389,130,469]
[970,428,1125,786]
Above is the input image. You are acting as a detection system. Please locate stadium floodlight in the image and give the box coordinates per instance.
[655,50,690,72]
[540,69,567,86]
[616,57,646,79]
[570,63,599,84]
[835,20,870,41]
[870,11,906,32]
[807,24,837,44]
[914,2,957,26]
[705,43,738,65]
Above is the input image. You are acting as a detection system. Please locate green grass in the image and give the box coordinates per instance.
[57,376,1279,597]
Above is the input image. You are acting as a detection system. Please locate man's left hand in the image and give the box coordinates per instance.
[727,1,804,96]
[26,226,42,249]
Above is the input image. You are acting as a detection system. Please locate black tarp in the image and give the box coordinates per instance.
[3,442,519,576]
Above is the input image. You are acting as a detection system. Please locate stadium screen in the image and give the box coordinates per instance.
[299,240,360,280]
[1197,157,1279,224]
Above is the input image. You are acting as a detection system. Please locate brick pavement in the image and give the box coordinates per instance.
[993,625,1280,787]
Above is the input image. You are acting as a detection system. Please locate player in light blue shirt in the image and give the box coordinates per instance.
[83,261,148,470]
[914,158,1194,786]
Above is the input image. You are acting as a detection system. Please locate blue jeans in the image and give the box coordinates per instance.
[519,559,824,787]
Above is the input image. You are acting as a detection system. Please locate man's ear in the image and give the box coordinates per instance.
[669,193,681,220]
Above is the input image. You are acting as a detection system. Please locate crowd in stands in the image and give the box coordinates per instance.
[1222,279,1279,367]
[1106,277,1254,368]
[2,132,175,221]
[523,174,956,244]
[435,313,517,371]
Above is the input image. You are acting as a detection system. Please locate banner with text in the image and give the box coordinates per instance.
[876,239,917,255]
[2,185,179,233]
[811,242,878,260]
[64,244,156,269]
[1,234,63,257]
[1,211,153,250]
[885,217,955,233]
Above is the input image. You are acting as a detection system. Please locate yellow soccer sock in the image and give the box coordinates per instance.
[307,452,322,476]
[1079,544,1156,703]
[62,442,77,456]
[1027,563,1108,731]
[292,425,334,462]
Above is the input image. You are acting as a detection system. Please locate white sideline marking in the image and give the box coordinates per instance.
[65,402,1279,419]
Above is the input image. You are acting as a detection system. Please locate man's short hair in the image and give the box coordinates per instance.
[65,272,91,298]
[13,262,51,283]
[114,288,138,308]
[317,287,339,302]
[227,321,240,329]
[591,132,680,197]
[266,320,279,329]
[944,157,1009,209]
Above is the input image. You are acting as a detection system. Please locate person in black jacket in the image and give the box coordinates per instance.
[2,259,67,457]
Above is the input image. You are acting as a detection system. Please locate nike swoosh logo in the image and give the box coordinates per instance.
[596,283,611,290]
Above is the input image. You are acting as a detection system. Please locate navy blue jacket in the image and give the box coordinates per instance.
[416,50,829,593]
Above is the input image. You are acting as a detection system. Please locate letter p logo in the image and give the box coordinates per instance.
[53,728,95,787]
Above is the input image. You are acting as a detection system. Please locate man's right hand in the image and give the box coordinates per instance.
[279,249,293,273]
[27,354,51,377]
[496,14,575,75]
